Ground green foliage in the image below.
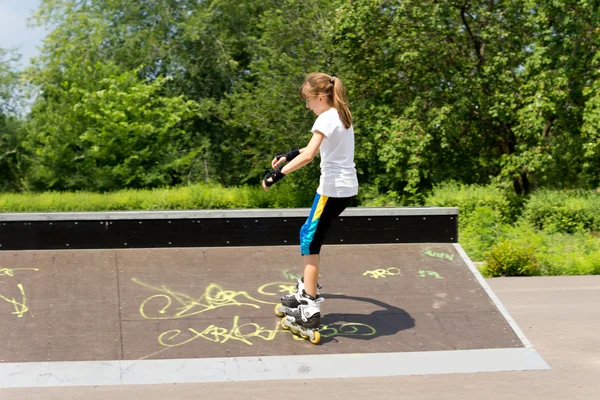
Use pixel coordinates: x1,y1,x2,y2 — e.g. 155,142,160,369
331,0,600,195
522,190,600,233
25,63,201,191
480,222,600,276
425,183,600,276
1,0,597,197
0,182,313,212
582,61,600,188
216,0,334,186
0,47,26,191
424,182,518,261
485,239,541,277
0,114,26,191
425,182,516,223
356,185,402,207
459,206,505,262
0,48,22,115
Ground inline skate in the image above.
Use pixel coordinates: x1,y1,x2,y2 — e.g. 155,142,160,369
280,291,324,344
274,277,322,317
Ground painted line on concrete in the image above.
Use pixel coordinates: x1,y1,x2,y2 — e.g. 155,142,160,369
1,348,549,388
454,243,535,349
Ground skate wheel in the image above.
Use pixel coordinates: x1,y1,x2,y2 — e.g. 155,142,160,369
301,333,309,339
274,304,285,317
309,331,321,345
281,318,290,330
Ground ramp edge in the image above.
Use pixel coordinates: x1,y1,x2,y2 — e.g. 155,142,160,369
0,207,458,222
453,243,535,349
0,348,550,388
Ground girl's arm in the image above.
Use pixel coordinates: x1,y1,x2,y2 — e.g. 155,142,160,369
271,134,321,169
263,131,324,190
299,145,320,156
281,131,324,175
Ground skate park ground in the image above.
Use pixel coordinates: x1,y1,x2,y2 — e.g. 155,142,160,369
2,275,598,400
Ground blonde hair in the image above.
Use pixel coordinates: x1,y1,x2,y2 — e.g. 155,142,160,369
300,73,352,129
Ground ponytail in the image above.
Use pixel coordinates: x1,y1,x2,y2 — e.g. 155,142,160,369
331,77,352,129
300,73,353,129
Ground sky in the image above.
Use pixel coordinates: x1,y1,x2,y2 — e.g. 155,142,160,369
0,0,49,69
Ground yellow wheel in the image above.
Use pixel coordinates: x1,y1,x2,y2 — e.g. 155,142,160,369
291,328,300,335
309,331,321,345
281,318,290,330
301,333,309,339
274,304,285,317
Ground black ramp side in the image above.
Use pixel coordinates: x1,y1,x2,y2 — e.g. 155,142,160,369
0,208,457,250
0,244,522,364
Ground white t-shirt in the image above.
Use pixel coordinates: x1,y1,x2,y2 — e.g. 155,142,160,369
311,108,359,197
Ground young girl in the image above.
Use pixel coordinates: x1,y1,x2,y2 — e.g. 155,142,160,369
262,73,358,343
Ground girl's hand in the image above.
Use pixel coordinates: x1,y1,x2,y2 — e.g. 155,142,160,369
262,178,270,191
272,156,286,169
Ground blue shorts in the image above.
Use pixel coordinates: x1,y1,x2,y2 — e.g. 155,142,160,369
299,193,355,255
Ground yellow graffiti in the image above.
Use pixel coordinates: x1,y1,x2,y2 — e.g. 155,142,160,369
257,281,297,297
133,278,280,320
0,267,38,318
363,267,402,279
159,315,285,347
158,318,377,347
135,279,380,348
0,283,31,318
0,268,40,277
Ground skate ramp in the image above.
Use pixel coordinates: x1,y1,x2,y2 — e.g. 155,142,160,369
0,209,548,386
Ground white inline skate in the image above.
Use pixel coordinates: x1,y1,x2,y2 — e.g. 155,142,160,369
280,290,324,344
274,277,322,317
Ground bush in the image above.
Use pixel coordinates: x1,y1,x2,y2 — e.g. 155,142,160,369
459,206,505,261
425,182,517,223
0,182,316,212
527,230,600,276
356,185,403,207
522,190,600,234
479,222,600,276
485,239,541,277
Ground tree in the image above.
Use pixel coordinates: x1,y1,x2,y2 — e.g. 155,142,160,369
22,0,600,196
217,0,335,189
331,0,600,197
25,61,200,191
27,0,284,189
0,48,26,191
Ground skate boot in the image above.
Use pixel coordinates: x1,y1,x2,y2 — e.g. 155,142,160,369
274,277,322,317
281,291,324,344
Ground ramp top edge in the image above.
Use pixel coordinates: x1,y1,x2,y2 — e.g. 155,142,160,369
0,207,458,221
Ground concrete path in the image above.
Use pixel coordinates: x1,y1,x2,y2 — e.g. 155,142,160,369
2,275,599,399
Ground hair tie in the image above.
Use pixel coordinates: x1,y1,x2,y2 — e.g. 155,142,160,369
330,76,336,85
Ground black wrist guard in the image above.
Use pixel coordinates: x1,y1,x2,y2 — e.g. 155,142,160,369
276,147,300,162
263,168,285,187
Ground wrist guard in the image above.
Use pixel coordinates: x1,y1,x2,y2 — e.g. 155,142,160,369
263,168,285,187
276,147,300,162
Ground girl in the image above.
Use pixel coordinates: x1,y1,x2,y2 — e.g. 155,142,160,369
262,72,358,343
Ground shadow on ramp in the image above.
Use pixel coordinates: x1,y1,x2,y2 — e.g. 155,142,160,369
318,294,415,344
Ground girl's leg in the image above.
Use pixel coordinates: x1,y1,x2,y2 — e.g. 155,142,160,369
302,254,320,297
299,194,355,298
